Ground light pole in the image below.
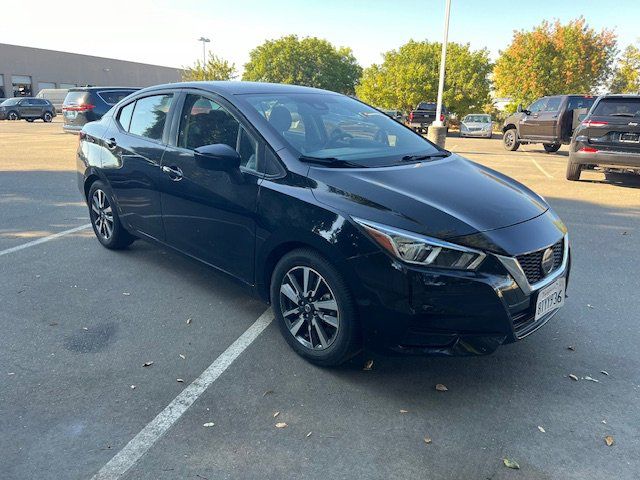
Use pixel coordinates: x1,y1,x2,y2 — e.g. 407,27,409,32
197,36,210,65
427,0,451,148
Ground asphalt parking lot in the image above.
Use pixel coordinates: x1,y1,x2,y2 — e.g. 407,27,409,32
1,120,639,480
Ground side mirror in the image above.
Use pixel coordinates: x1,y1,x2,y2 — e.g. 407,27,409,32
194,144,241,171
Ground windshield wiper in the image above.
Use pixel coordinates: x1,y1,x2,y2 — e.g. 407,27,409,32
299,155,364,168
402,152,451,162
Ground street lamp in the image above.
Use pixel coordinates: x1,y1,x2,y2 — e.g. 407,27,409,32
197,36,210,65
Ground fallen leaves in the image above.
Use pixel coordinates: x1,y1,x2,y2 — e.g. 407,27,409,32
306,431,313,438
273,411,280,418
568,374,579,381
600,370,609,376
423,437,432,445
435,384,448,392
122,292,131,296
263,390,274,397
503,458,520,469
604,435,614,447
586,304,594,309
537,426,546,433
400,409,408,414
143,361,154,367
363,359,374,371
186,318,192,325
130,385,136,389
176,378,184,383
275,422,288,429
584,376,599,383
202,422,215,427
179,354,186,360
567,345,576,351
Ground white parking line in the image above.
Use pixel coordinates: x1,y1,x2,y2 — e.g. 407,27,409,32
90,308,274,480
0,223,92,257
523,151,553,179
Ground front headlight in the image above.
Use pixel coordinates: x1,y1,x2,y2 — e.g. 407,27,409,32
460,123,468,131
353,218,485,270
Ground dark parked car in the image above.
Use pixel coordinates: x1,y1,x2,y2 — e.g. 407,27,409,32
566,94,640,181
63,87,138,133
502,95,596,152
0,97,56,122
77,81,570,366
408,102,449,133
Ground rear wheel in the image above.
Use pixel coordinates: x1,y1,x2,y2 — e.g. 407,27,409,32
503,128,520,151
543,143,561,153
566,161,582,181
270,248,360,367
88,181,135,249
42,112,53,123
7,111,19,121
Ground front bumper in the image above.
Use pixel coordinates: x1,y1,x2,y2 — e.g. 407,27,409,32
461,130,492,138
346,224,569,356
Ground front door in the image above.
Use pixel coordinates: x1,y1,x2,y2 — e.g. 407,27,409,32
537,96,562,141
100,93,175,241
519,98,547,139
160,92,262,284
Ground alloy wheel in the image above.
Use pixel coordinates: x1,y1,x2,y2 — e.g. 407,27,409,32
505,131,514,148
8,112,18,120
91,189,114,240
279,266,340,350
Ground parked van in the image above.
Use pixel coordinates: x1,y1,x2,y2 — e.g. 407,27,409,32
36,88,69,114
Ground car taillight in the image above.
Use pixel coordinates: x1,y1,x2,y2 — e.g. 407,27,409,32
440,114,444,122
579,146,598,153
63,104,95,112
409,112,414,121
582,120,608,127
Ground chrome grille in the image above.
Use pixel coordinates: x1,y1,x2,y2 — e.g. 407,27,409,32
516,239,564,284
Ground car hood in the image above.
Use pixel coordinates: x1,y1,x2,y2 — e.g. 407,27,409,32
309,154,548,240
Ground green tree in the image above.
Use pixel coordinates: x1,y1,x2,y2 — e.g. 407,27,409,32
610,44,640,93
242,35,362,94
494,18,617,109
182,52,238,81
355,40,492,117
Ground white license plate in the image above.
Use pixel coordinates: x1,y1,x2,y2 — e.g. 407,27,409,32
535,277,565,321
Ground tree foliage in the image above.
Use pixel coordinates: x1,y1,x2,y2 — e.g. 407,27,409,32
182,52,238,81
610,44,640,93
494,18,617,109
355,40,492,116
242,35,362,94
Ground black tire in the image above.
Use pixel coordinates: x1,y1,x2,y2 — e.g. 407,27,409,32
566,161,582,181
87,181,135,249
26,119,34,123
503,128,520,151
543,143,561,153
270,248,361,367
7,111,19,121
42,112,53,123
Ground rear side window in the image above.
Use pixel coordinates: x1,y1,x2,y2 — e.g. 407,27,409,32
98,90,137,105
64,91,88,106
128,94,173,141
118,102,135,130
567,97,595,111
592,98,640,117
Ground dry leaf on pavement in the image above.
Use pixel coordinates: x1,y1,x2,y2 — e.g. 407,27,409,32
568,374,578,381
143,361,154,367
604,435,614,446
423,437,432,444
275,422,288,429
202,422,215,427
263,390,274,397
567,345,575,351
584,376,599,383
177,378,184,383
600,370,609,376
538,426,546,433
306,431,312,438
186,318,192,325
503,458,520,469
435,384,448,392
273,411,280,418
363,359,374,371
179,354,186,360
130,385,136,389
400,409,408,414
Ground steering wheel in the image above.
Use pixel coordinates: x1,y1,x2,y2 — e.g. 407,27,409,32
327,128,353,147
374,128,389,146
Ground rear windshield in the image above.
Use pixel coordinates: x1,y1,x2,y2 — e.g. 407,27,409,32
417,102,436,110
63,91,88,105
97,90,137,105
1,98,21,106
592,98,640,117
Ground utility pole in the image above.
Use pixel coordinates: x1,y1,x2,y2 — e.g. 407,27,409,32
197,37,210,65
427,0,451,148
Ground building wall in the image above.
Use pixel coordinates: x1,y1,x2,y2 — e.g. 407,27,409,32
0,43,182,98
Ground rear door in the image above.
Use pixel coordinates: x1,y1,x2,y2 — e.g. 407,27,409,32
519,98,547,138
584,97,640,154
100,92,176,241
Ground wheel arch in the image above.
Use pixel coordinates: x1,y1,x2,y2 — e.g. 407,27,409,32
502,123,517,133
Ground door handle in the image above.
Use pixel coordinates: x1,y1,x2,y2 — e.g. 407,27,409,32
106,138,117,150
162,165,183,181
532,114,539,119
551,115,558,118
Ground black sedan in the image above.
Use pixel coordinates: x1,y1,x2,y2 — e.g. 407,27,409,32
76,81,570,366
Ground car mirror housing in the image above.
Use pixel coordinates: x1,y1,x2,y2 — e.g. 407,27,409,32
194,144,241,171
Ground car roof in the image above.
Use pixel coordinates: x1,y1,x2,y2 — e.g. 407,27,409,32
68,87,139,92
138,81,337,97
598,93,640,98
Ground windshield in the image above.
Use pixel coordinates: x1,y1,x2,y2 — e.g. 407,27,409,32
1,98,21,106
244,93,440,165
463,115,490,123
592,98,640,117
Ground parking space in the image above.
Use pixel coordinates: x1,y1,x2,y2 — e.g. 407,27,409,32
2,122,640,479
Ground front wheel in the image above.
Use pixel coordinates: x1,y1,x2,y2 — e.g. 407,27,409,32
7,111,19,121
543,143,561,153
503,128,520,151
270,249,361,366
88,181,135,249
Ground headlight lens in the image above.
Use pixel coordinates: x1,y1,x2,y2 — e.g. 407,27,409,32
353,218,485,270
460,123,468,131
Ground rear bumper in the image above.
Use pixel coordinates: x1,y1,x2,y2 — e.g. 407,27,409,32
63,124,83,134
570,149,640,169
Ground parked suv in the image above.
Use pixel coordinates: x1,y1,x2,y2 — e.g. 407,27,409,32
62,87,138,133
566,94,640,181
502,95,596,152
408,102,449,133
0,97,56,122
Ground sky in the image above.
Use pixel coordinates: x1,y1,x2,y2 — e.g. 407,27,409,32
1,0,638,72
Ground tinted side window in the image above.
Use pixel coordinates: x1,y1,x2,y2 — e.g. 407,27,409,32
178,94,240,150
544,97,562,112
118,102,135,131
264,148,283,176
528,98,547,113
567,97,595,111
98,90,137,105
128,94,173,141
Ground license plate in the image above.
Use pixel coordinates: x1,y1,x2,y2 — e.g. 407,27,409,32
65,111,77,120
619,132,639,143
535,277,565,321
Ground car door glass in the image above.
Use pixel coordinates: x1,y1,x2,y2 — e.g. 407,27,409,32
528,99,546,113
544,97,561,112
118,102,135,131
128,94,173,141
